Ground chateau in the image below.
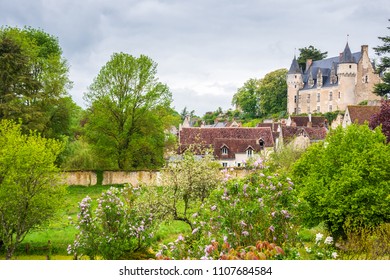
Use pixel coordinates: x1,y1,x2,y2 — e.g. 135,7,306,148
287,43,381,115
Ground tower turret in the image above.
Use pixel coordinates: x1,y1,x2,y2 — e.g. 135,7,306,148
337,42,357,106
287,56,303,114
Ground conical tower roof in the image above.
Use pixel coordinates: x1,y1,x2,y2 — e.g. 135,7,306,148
340,42,355,63
288,56,303,74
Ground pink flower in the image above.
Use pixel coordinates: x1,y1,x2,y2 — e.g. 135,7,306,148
269,225,275,232
210,205,217,211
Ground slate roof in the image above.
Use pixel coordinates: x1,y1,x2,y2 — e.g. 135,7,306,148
346,105,381,125
299,43,362,90
288,55,303,74
179,127,274,159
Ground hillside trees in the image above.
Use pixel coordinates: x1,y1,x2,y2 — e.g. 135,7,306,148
0,26,73,139
292,124,390,239
373,19,390,98
84,53,173,170
0,120,65,259
232,69,288,119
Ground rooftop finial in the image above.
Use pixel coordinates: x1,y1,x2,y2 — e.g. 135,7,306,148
347,34,349,43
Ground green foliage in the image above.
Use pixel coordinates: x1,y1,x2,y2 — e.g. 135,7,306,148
297,45,328,72
373,19,390,97
340,222,390,260
0,26,73,139
292,124,390,239
232,69,288,119
269,144,306,172
0,120,65,259
84,53,173,170
232,78,260,118
258,69,288,117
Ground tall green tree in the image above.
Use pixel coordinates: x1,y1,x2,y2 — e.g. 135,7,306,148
0,120,65,259
232,78,260,118
0,26,73,139
373,19,390,98
292,124,390,239
258,68,288,117
84,53,173,170
297,45,328,72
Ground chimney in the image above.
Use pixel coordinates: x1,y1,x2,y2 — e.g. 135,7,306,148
307,113,312,127
361,45,368,55
306,59,312,71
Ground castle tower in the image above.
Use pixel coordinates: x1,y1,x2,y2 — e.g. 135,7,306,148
337,42,357,109
287,56,303,114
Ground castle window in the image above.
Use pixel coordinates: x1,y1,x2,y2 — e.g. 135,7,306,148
349,65,352,69
307,106,311,113
221,147,228,155
329,92,333,101
294,95,297,103
338,92,341,99
317,105,320,112
317,93,320,102
329,105,332,112
307,94,310,103
364,75,369,83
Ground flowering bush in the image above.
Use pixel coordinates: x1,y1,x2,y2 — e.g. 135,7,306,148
68,185,158,259
155,167,300,259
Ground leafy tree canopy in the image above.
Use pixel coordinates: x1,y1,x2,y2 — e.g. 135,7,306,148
292,124,390,239
0,120,65,259
369,100,390,142
0,26,73,139
297,45,328,72
84,53,173,170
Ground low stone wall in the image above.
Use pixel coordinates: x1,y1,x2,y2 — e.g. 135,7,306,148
62,168,250,186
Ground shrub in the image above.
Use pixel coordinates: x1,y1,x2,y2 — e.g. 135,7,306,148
68,185,159,260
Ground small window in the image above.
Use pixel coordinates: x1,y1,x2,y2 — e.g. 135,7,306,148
317,105,320,112
307,94,310,103
349,65,352,69
259,139,265,150
329,92,333,101
294,95,297,103
221,147,228,155
247,149,253,157
222,162,228,167
237,163,241,167
329,105,333,112
317,93,320,102
338,92,341,99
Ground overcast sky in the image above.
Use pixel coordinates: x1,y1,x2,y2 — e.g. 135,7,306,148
1,0,389,115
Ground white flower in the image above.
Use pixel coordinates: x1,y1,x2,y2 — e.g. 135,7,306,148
315,233,324,243
305,246,311,253
324,236,333,245
210,205,217,211
192,227,199,234
331,252,338,259
242,231,249,236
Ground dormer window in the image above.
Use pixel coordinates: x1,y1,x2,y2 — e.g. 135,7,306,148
246,148,253,157
221,146,228,155
317,69,323,88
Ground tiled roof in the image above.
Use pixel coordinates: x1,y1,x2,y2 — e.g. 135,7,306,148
282,126,327,143
346,105,381,125
179,127,274,158
290,116,326,127
256,122,279,132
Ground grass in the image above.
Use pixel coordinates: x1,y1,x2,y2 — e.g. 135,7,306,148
6,184,192,260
